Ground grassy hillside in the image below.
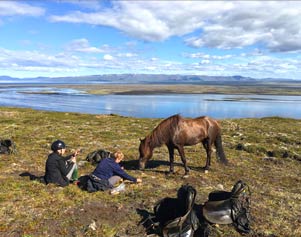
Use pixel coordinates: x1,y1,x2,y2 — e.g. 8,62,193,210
0,107,300,237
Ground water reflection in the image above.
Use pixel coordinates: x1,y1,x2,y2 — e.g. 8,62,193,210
0,87,300,119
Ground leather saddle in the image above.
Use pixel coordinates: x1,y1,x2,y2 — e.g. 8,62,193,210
154,185,199,237
202,180,251,234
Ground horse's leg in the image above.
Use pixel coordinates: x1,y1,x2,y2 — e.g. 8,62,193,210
167,144,175,173
176,145,189,175
202,138,212,170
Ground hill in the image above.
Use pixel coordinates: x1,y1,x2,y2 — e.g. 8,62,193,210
1,74,300,85
0,107,300,236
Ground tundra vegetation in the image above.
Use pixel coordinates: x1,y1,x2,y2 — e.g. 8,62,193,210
0,107,300,237
58,83,301,96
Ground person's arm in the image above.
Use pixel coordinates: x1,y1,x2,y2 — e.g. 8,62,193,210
62,149,80,162
112,163,137,182
62,154,73,162
57,157,73,176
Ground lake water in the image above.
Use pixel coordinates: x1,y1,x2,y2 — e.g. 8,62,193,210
0,86,300,119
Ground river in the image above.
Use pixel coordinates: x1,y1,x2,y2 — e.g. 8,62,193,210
0,86,300,119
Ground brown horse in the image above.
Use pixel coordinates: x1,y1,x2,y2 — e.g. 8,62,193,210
138,114,228,175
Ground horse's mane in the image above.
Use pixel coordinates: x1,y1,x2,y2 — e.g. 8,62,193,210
147,114,181,148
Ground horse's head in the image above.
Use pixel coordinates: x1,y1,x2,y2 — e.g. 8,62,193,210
138,137,153,170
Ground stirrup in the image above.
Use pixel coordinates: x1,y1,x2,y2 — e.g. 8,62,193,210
139,214,160,233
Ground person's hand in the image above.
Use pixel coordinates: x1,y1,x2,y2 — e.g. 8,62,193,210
136,178,142,183
73,149,81,157
70,156,76,163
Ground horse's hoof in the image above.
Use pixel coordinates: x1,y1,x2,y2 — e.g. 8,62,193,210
183,174,189,179
204,170,209,174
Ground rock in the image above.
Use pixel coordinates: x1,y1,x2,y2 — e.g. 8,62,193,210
263,157,277,161
216,184,224,190
282,151,289,158
88,220,97,231
267,151,274,157
77,160,87,167
236,143,245,150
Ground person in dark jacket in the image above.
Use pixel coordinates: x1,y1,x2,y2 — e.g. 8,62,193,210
91,151,142,187
44,140,80,187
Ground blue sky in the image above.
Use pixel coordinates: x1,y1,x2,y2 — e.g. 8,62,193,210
0,0,301,79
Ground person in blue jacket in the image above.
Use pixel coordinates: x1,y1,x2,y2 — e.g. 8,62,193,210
91,151,142,188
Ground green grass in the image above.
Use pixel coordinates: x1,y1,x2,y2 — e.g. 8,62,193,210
0,107,300,236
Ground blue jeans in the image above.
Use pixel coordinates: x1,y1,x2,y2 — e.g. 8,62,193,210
108,175,121,186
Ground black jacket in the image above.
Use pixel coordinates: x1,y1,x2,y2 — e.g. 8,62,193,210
44,152,73,187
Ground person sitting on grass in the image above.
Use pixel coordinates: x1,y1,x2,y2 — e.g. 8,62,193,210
44,140,80,187
87,151,141,193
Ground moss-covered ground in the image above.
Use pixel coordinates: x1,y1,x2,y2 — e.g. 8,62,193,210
0,107,300,237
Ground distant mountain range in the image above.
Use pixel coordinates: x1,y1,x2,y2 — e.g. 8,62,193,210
0,74,300,84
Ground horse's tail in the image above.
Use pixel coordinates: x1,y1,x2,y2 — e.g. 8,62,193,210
214,133,228,165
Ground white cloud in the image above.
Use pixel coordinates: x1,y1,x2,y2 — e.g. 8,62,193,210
0,1,45,17
65,38,104,53
103,54,114,61
187,53,233,60
200,60,210,65
1,43,301,79
49,1,301,53
117,53,137,58
49,1,228,41
185,2,301,52
144,66,156,71
0,47,80,71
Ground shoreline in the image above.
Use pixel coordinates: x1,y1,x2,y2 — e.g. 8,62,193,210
1,106,300,120
60,83,301,96
1,83,301,96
